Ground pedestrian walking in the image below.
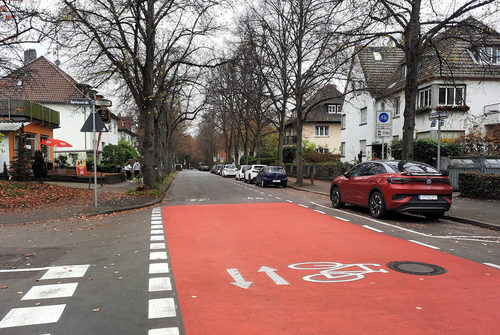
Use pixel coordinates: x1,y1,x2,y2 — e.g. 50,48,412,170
133,160,141,183
124,161,132,181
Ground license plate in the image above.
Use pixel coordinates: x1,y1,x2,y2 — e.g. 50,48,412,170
273,180,281,183
418,195,438,200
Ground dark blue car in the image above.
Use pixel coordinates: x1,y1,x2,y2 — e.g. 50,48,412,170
255,166,287,188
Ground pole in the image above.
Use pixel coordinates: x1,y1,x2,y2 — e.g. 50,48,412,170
437,119,441,171
92,100,98,207
381,137,385,160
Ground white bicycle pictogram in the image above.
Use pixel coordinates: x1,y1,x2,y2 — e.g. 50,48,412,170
288,262,389,283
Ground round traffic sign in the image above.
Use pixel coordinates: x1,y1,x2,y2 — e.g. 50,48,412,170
378,112,389,123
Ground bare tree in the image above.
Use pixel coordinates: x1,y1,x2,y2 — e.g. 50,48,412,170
54,0,221,186
0,0,47,74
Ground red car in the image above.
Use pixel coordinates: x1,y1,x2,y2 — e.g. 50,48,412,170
330,160,452,220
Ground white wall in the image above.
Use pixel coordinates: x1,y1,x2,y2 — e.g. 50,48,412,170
41,103,121,159
0,134,10,171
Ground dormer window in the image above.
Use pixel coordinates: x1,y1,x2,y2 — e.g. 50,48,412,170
470,46,500,65
327,104,340,114
373,51,382,61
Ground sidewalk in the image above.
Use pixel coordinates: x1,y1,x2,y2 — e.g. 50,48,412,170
287,177,500,231
0,180,170,225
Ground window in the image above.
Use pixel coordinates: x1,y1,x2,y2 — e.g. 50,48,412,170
393,135,399,142
401,64,407,78
327,104,340,114
340,142,345,157
315,126,329,137
316,147,329,154
438,86,465,105
360,107,367,125
394,97,400,118
373,51,382,61
360,140,366,157
470,46,500,64
341,114,346,129
417,87,432,108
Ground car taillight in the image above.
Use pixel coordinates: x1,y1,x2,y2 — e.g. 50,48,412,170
387,177,410,184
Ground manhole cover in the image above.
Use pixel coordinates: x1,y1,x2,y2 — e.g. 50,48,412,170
0,254,26,268
386,261,447,276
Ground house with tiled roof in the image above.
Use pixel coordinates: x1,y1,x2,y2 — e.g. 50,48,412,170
0,50,122,165
340,20,500,163
285,84,344,154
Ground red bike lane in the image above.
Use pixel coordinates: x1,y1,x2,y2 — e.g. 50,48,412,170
162,203,499,335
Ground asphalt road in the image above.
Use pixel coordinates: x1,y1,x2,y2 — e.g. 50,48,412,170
0,169,498,335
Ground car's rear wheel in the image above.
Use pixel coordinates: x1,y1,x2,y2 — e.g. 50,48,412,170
424,212,444,221
330,186,344,208
369,191,386,218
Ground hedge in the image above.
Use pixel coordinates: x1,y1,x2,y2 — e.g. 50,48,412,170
458,172,500,200
285,162,352,180
391,139,462,166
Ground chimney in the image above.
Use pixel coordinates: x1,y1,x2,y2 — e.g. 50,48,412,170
24,49,37,65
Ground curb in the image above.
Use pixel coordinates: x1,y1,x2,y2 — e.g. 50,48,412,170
84,174,175,218
289,184,499,231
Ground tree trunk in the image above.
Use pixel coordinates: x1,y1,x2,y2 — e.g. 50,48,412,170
401,0,422,161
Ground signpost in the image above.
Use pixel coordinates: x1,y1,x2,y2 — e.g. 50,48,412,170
376,110,392,160
428,111,449,170
71,98,109,207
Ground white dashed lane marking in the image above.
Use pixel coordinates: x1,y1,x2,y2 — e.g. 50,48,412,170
483,263,500,270
149,327,180,335
362,225,384,233
409,240,440,250
149,263,170,274
149,277,172,292
148,298,176,318
151,235,165,241
150,252,168,260
150,243,166,250
151,230,164,235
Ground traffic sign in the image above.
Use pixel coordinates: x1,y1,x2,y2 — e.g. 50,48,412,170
376,110,392,138
429,111,449,120
68,98,93,106
80,112,109,132
439,119,445,127
431,120,437,127
95,99,112,107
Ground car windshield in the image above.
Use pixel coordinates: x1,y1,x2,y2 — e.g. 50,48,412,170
253,165,265,169
268,167,285,173
225,165,236,169
386,161,439,173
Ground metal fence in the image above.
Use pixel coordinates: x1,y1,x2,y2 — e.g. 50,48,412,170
447,157,500,190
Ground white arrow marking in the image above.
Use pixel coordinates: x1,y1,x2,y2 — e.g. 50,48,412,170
258,266,290,286
226,268,253,289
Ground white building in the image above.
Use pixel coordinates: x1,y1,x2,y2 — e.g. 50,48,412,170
341,21,500,163
0,51,127,162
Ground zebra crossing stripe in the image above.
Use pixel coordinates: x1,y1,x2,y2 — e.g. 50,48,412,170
148,328,180,335
21,283,78,300
0,305,66,328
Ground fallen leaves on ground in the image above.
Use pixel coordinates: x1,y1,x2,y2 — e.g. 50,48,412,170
0,180,157,214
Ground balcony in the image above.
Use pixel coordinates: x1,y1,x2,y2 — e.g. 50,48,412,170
0,98,60,127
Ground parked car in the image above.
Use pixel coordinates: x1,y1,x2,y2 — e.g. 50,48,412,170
221,164,238,177
211,165,218,174
236,165,251,181
244,164,266,184
215,164,224,175
198,163,210,171
175,163,183,171
330,160,452,220
255,166,287,187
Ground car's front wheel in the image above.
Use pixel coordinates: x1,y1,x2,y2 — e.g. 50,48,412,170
330,186,344,208
369,191,386,218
